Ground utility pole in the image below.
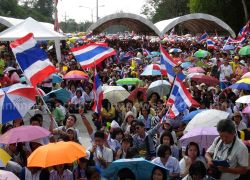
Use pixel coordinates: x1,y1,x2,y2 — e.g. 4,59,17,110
96,0,98,21
62,12,69,32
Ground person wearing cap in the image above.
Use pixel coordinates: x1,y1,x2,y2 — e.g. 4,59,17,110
232,111,247,131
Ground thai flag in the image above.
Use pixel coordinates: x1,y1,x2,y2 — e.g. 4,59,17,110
168,78,199,118
71,43,116,69
92,69,103,114
86,32,93,39
206,38,215,49
199,32,208,43
237,21,250,38
160,45,185,83
10,33,57,87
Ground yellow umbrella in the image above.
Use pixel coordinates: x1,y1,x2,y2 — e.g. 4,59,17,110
0,148,11,167
27,141,86,168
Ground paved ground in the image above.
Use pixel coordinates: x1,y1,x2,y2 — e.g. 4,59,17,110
24,110,95,148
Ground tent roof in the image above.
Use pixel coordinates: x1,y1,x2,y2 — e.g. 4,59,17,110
154,13,235,37
0,17,66,41
0,16,56,32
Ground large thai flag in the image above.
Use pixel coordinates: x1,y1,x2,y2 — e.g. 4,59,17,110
71,43,116,69
167,78,199,118
92,69,103,114
10,33,57,87
160,45,185,83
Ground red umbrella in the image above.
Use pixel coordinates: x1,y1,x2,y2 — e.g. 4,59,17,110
128,87,147,102
191,74,219,86
187,67,205,74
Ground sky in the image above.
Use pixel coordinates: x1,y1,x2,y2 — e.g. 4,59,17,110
58,0,147,23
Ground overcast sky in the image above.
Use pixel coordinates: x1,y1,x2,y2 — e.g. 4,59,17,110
58,0,147,23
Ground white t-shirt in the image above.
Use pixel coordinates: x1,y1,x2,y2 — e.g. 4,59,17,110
151,156,180,174
219,64,233,82
179,156,207,175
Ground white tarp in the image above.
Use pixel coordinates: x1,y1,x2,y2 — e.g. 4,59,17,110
0,17,66,61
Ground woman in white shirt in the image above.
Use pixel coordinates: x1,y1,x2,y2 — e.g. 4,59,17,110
179,142,207,178
152,144,180,179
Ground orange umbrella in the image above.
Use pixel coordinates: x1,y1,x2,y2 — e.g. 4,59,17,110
27,141,86,168
63,70,88,80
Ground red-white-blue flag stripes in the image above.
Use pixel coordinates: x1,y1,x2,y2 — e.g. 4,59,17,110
71,43,116,69
167,78,199,118
160,45,185,83
10,33,57,87
92,69,103,114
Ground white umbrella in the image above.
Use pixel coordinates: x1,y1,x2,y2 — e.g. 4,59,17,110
147,80,171,97
184,109,229,133
0,170,20,180
236,95,250,104
103,86,130,104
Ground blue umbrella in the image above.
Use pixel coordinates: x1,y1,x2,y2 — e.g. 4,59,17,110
102,158,169,180
52,74,63,84
43,88,71,104
223,44,235,51
169,48,182,53
182,109,205,124
181,62,192,69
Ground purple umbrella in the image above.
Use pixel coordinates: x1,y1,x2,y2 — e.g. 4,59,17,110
0,125,50,144
179,127,219,150
243,106,250,114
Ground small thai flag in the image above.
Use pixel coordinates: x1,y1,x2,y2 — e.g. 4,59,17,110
199,32,208,43
206,38,215,49
10,33,57,86
92,69,103,114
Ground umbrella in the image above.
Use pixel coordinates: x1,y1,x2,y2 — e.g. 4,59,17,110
179,127,219,150
0,148,11,167
236,95,250,104
187,67,205,74
0,83,38,124
0,170,19,180
102,158,169,180
184,109,229,133
182,109,205,124
27,141,86,168
63,70,88,80
169,48,182,53
181,61,192,69
52,74,63,83
103,86,130,104
223,44,235,51
190,74,219,86
116,78,142,85
0,125,50,144
150,51,161,56
241,72,250,79
147,80,171,97
194,50,210,58
230,78,250,90
242,106,250,114
186,72,204,79
43,88,71,104
239,45,250,56
140,64,162,76
128,87,147,102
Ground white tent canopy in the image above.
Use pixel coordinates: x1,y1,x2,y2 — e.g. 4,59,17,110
0,15,56,32
0,17,65,61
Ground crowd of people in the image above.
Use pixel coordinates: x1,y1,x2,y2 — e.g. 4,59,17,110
0,29,250,180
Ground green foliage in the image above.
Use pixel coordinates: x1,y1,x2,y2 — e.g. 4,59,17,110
189,0,249,33
0,0,53,23
60,19,93,33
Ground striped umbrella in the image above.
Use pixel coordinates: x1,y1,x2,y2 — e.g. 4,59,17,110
230,78,250,90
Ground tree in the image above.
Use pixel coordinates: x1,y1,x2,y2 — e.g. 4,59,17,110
141,0,189,23
189,0,249,34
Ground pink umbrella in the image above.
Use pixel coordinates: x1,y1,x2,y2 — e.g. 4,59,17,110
187,67,205,74
243,106,250,114
0,125,50,144
241,72,250,79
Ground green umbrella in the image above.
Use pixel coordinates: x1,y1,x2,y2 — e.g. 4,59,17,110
116,78,142,85
239,45,250,56
194,50,210,58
